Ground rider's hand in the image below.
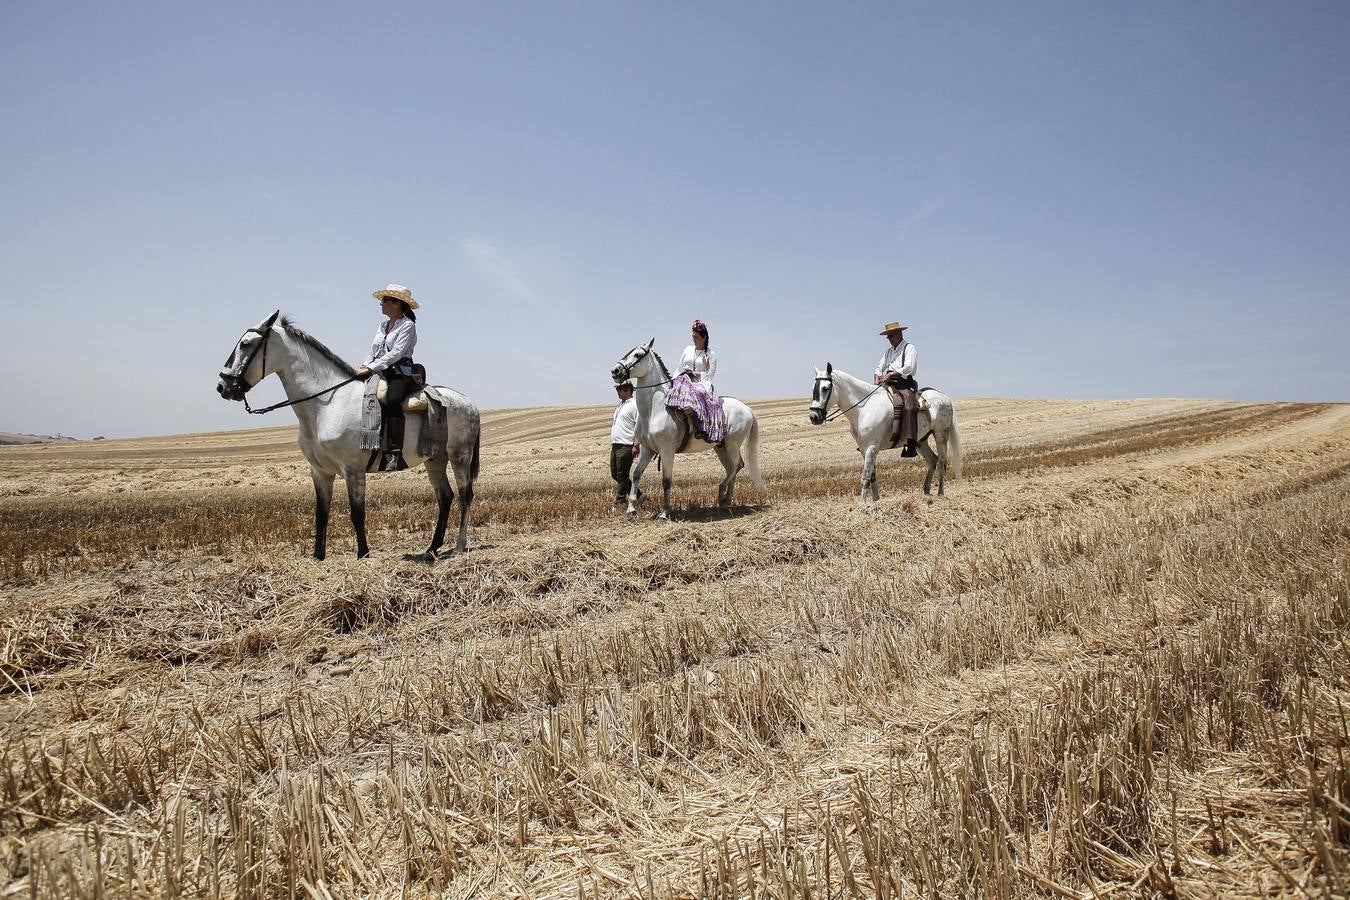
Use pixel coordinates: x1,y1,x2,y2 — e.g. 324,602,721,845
355,366,374,381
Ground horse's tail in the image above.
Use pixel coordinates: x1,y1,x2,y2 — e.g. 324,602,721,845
946,405,963,481
744,414,767,491
469,426,481,481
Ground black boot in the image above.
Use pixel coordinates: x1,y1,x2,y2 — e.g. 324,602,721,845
901,440,918,458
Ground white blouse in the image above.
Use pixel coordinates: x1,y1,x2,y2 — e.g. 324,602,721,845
678,345,717,393
363,316,417,374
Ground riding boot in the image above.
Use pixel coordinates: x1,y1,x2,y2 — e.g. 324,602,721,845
383,408,407,471
901,440,918,458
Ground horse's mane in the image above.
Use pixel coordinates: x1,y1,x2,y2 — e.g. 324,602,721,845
650,350,673,382
279,316,357,376
830,368,872,392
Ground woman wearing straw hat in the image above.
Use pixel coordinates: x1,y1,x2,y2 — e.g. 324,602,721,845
874,321,919,457
356,283,419,471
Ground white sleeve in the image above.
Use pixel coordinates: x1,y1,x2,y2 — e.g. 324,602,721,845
704,350,717,386
875,352,888,379
678,346,696,375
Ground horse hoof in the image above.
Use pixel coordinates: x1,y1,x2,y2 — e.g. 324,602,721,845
356,549,372,559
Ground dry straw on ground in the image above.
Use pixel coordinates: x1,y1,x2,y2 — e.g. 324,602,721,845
1,396,1347,897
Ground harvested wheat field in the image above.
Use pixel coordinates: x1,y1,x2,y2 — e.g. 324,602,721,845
2,395,1348,898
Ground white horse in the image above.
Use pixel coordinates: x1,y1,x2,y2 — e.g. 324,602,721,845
217,311,480,560
807,363,962,501
611,339,766,519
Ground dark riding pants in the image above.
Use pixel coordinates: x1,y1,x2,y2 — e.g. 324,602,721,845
381,373,411,454
886,376,919,446
610,443,635,500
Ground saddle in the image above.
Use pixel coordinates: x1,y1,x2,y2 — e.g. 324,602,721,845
375,363,430,412
675,411,722,453
376,378,430,413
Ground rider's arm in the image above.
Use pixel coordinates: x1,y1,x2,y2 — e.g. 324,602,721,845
703,350,717,386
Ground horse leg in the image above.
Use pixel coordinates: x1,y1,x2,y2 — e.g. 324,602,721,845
311,469,335,560
714,445,737,509
860,446,878,505
450,441,475,554
657,449,674,520
627,446,653,518
917,439,939,495
344,470,370,558
411,458,454,563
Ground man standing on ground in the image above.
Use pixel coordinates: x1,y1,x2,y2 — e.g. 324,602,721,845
610,381,640,505
874,321,919,457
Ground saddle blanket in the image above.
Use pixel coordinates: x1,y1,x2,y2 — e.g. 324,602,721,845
359,381,450,462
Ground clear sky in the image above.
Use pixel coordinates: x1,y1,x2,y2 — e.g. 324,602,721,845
3,1,1347,438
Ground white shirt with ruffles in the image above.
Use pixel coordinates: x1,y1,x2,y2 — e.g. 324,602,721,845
678,345,717,394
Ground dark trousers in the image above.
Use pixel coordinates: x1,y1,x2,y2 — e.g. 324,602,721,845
381,374,411,454
610,443,635,499
886,376,919,445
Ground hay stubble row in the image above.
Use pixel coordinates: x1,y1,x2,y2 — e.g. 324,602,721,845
1,396,1347,897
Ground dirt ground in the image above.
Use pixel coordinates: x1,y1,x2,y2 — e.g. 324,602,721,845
2,395,1347,897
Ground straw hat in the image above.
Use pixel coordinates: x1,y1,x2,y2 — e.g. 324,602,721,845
372,283,420,309
879,321,907,335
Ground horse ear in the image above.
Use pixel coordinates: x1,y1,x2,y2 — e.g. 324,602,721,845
263,310,280,328
826,362,833,376
645,337,655,349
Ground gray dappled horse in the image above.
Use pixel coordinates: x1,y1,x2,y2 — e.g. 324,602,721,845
611,339,766,519
808,363,962,501
217,311,479,560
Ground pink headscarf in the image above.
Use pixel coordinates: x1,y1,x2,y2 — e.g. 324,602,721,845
691,319,708,336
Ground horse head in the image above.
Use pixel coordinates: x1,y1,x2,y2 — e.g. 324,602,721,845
217,310,281,401
612,338,656,385
808,363,834,425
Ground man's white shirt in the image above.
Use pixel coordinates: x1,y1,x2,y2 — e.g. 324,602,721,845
611,398,638,444
874,340,917,381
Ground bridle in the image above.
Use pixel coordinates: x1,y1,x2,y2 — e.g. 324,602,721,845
810,372,883,424
221,323,359,415
613,346,675,390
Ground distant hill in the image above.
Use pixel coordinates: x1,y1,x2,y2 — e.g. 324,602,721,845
0,432,81,445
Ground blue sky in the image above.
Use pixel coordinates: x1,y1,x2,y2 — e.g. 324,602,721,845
3,1,1347,438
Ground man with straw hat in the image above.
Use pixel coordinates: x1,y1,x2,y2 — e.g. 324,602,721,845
356,283,420,471
873,321,919,457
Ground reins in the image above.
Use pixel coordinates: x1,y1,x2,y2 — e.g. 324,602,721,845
244,376,360,415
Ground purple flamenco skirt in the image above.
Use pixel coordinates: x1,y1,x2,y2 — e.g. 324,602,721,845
665,375,727,444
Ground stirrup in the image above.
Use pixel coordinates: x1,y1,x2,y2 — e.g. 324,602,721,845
382,451,407,472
